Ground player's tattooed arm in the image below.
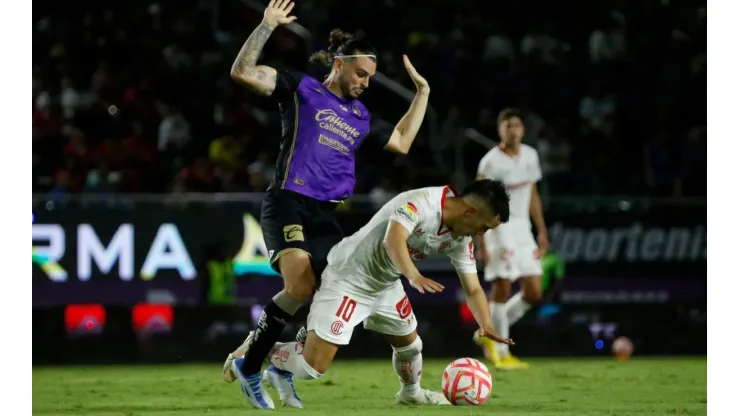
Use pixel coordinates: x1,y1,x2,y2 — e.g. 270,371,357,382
230,23,279,96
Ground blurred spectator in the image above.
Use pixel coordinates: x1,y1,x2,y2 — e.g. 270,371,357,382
84,164,122,193
520,22,562,66
680,125,707,197
537,125,572,195
482,21,515,65
31,0,706,199
177,158,217,193
643,132,681,198
369,177,399,211
209,132,243,169
579,82,616,133
589,14,627,64
158,106,192,153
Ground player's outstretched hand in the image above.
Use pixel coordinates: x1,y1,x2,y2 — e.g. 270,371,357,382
478,327,515,345
407,274,445,294
262,0,297,27
403,55,430,94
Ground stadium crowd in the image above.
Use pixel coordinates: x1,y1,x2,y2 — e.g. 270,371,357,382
32,0,706,200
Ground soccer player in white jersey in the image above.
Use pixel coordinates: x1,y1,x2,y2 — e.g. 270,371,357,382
473,108,549,370
231,180,513,408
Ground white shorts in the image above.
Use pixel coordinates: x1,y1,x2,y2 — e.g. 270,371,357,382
484,234,542,282
307,279,417,345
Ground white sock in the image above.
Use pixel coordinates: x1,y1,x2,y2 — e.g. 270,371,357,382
392,336,423,396
505,292,532,325
269,341,322,380
491,302,510,356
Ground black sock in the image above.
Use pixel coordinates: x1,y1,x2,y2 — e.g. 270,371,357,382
241,300,293,375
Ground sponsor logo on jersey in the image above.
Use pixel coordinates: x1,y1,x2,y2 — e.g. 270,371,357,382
396,202,419,222
402,202,418,216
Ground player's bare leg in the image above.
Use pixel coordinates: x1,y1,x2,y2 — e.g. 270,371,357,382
227,249,315,410
476,276,541,369
498,275,541,368
474,278,511,368
223,250,314,383
264,329,338,408
386,331,450,405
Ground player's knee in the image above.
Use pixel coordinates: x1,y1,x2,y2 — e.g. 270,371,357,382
279,251,316,302
285,280,315,302
392,335,423,359
492,280,511,302
521,277,543,304
523,288,542,304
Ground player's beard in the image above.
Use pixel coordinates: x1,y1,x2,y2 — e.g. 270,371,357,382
338,76,361,100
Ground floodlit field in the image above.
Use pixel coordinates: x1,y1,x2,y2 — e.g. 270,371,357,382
33,358,706,415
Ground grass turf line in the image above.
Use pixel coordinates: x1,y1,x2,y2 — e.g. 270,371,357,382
32,358,706,415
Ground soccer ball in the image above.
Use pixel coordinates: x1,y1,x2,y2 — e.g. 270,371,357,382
612,336,634,360
441,357,492,405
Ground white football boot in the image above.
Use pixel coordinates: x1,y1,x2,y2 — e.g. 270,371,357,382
262,365,303,408
396,388,451,405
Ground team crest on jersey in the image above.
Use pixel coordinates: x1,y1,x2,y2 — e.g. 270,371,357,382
438,241,451,253
406,243,426,261
352,105,361,116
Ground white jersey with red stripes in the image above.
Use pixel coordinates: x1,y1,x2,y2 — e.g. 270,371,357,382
477,144,543,280
325,186,477,293
477,144,541,240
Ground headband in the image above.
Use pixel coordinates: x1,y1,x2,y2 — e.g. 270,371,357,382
334,54,377,59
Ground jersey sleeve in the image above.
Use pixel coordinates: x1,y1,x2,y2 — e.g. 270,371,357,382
388,196,426,234
363,117,394,151
271,71,304,104
531,149,543,182
449,239,478,274
477,151,495,178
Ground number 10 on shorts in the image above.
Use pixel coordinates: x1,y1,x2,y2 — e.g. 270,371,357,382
335,296,357,322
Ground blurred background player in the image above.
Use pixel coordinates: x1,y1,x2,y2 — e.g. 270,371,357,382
474,108,548,370
246,180,513,408
222,0,431,409
538,251,566,320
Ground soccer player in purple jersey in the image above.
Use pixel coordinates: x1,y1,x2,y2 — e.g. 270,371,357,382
222,0,431,409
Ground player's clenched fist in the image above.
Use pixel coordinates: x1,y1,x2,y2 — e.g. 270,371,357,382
262,0,297,27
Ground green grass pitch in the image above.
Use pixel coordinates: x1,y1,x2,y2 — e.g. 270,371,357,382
33,358,706,415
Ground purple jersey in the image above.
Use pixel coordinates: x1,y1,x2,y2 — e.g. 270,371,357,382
268,72,391,201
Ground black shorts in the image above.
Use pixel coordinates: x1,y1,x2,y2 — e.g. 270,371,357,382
261,187,343,277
